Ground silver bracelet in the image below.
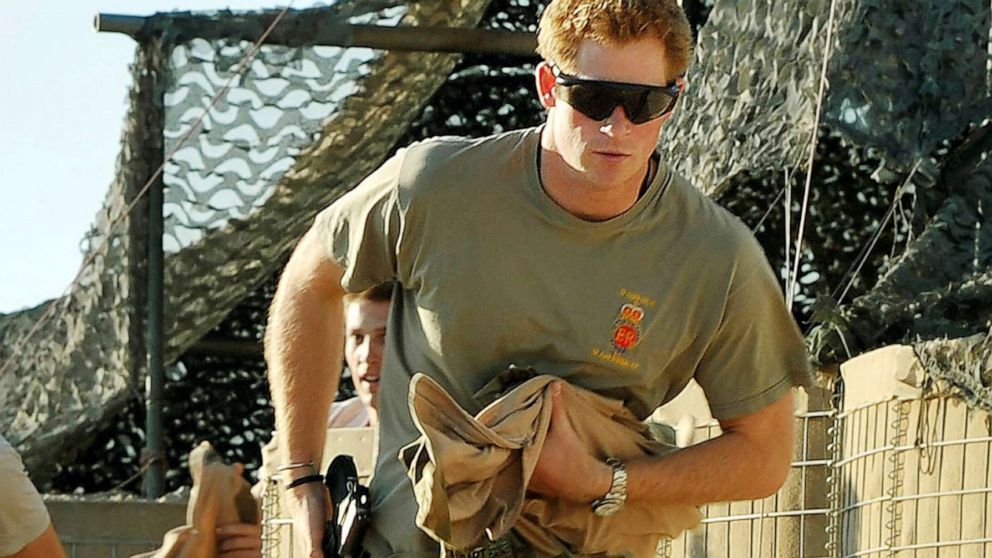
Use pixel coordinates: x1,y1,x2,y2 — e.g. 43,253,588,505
276,461,317,473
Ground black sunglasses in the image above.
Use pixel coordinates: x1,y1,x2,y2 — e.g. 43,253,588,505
553,68,681,125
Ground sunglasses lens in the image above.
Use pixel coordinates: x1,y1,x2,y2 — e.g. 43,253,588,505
559,83,618,121
557,80,679,124
623,89,679,124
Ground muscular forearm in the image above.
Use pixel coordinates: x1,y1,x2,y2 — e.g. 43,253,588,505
626,392,795,506
266,229,346,468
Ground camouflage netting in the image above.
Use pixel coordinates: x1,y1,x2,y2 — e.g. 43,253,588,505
823,0,992,170
916,332,992,415
0,38,164,480
161,7,407,254
0,0,493,481
660,0,824,197
807,127,992,364
162,0,494,366
662,0,992,393
795,0,992,366
663,0,992,196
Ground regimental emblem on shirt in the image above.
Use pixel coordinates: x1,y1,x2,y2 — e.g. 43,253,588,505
611,303,644,353
591,288,655,370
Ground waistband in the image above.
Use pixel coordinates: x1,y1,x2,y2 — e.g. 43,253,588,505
446,532,529,558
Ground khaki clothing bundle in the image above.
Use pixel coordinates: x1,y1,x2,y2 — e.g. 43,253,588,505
401,372,701,558
133,442,259,558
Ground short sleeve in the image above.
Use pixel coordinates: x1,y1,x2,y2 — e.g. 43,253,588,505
694,246,812,420
313,150,406,293
0,435,51,556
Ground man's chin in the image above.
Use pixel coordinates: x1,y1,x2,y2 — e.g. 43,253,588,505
584,159,639,184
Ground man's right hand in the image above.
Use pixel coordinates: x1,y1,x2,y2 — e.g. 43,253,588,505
287,481,331,558
267,228,347,557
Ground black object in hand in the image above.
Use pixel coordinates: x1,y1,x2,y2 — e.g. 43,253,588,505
321,455,371,558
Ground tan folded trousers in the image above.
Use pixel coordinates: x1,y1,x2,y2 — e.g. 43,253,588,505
400,372,701,558
132,441,260,558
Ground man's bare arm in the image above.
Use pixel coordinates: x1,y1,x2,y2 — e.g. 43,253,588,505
265,225,347,557
529,388,795,506
625,391,795,505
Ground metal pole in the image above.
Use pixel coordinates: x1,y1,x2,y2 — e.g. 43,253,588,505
93,13,144,37
94,12,538,58
142,46,167,499
143,167,166,498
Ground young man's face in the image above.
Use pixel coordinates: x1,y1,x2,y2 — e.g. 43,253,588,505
541,36,676,191
344,298,389,411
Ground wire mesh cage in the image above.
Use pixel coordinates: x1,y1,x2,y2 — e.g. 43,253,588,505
659,385,834,558
834,346,992,558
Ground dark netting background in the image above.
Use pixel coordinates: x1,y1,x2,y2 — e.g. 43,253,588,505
717,127,902,323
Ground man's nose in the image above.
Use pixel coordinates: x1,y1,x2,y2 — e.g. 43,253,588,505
356,336,372,361
358,336,383,363
599,105,633,135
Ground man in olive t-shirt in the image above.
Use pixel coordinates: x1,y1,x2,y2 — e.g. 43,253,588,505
265,1,810,556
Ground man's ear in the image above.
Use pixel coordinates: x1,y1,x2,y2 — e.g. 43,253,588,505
534,61,557,109
658,76,688,125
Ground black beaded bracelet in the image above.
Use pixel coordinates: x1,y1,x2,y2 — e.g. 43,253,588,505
285,473,324,490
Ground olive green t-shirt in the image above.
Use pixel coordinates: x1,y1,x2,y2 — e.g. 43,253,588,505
315,126,810,557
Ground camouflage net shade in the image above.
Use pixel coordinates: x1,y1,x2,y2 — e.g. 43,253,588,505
661,0,991,395
916,333,992,415
660,0,825,197
663,0,991,195
824,0,992,170
0,0,492,479
797,0,992,372
807,149,992,366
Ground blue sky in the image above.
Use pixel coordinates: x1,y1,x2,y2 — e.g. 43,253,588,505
0,1,325,313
